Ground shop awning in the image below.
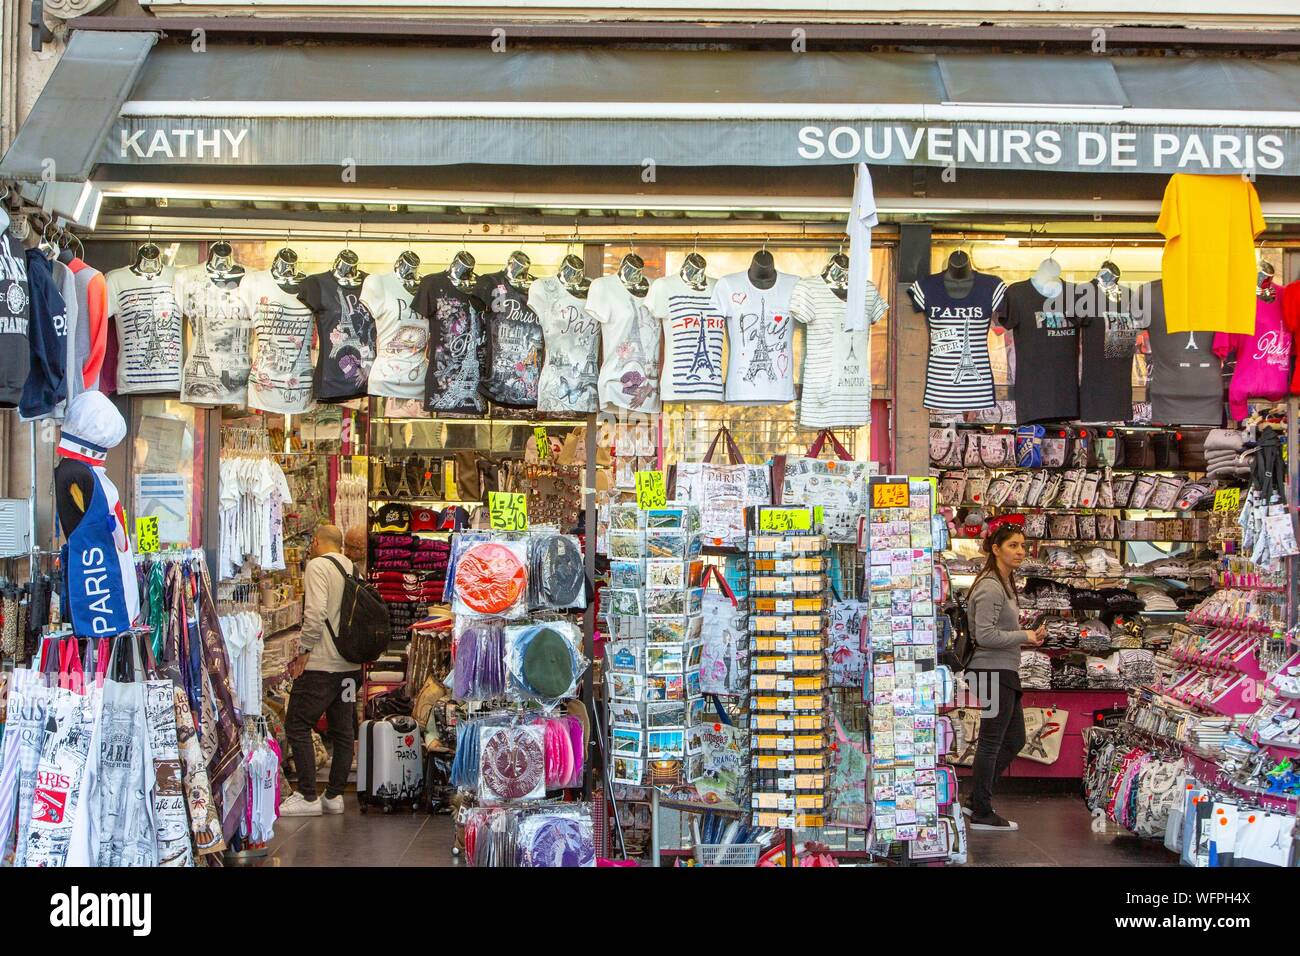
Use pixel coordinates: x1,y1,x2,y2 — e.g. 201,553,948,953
20,40,1300,178
0,30,156,182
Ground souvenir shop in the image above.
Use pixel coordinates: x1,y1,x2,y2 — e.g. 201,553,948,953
0,30,1299,868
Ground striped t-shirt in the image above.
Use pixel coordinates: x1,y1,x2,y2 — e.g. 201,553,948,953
648,274,723,401
105,266,183,395
909,271,1006,412
790,275,887,428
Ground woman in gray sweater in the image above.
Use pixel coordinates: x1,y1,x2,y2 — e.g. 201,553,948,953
964,524,1045,832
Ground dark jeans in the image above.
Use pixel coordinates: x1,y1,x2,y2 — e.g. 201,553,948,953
968,669,1025,817
286,669,361,800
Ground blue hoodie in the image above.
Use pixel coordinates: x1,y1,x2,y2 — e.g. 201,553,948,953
21,248,68,419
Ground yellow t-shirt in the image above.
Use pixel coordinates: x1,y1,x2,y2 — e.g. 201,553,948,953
1156,173,1265,335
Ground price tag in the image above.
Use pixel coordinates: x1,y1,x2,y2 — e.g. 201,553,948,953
776,618,794,634
776,679,794,692
773,639,793,653
136,516,159,553
533,426,550,461
775,737,795,752
813,505,824,525
775,658,794,672
775,560,793,574
777,776,796,791
776,697,795,711
1213,488,1241,513
775,599,793,614
777,757,795,771
488,492,529,531
872,481,910,510
777,815,797,829
776,720,795,733
760,508,812,532
635,469,667,510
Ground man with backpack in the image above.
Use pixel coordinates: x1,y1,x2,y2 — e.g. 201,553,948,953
280,524,365,817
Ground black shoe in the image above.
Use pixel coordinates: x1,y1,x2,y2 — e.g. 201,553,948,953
969,812,1019,831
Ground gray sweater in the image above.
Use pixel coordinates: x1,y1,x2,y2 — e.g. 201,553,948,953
300,553,358,673
967,574,1030,673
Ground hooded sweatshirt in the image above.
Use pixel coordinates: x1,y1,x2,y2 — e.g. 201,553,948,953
0,228,31,406
1213,292,1291,421
20,248,68,420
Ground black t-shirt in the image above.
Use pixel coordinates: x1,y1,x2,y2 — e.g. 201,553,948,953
475,271,544,407
1074,279,1141,423
298,272,377,403
0,233,31,408
1001,279,1079,424
412,273,486,414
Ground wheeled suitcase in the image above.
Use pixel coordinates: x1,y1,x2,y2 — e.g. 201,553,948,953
357,715,423,813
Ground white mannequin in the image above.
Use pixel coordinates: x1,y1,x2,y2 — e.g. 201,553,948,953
1030,256,1062,299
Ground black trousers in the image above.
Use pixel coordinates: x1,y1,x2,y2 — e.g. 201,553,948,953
286,669,361,800
968,669,1026,817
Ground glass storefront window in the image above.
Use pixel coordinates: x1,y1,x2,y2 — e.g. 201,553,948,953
129,399,205,547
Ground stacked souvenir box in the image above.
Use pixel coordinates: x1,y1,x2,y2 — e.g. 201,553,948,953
865,478,941,845
603,504,705,789
745,505,829,831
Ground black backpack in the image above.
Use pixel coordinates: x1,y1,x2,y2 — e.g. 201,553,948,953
940,597,976,672
322,555,391,664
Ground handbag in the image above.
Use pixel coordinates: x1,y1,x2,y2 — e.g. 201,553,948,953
1151,432,1180,469
1056,469,1085,509
924,427,958,464
1112,474,1136,506
951,708,982,766
1174,479,1215,511
1018,707,1069,764
1048,513,1078,540
938,471,967,508
1006,471,1034,507
1024,470,1050,507
1085,427,1121,468
1077,514,1097,539
1120,431,1155,470
963,431,984,467
1096,468,1115,508
1097,514,1117,538
1176,426,1214,472
1038,472,1064,508
1127,473,1158,509
985,473,1016,507
1041,428,1072,468
675,426,772,548
964,470,991,506
1077,471,1102,509
1024,512,1048,539
968,400,1018,425
1148,475,1186,512
1015,425,1046,468
777,430,870,544
978,433,1015,468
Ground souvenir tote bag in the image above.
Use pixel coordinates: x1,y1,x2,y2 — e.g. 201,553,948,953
25,678,103,868
94,637,159,867
672,426,771,549
698,566,748,697
826,716,870,829
1017,707,1069,765
775,430,872,544
0,665,49,865
828,598,866,689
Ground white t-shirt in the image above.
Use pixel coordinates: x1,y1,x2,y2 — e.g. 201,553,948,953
528,276,601,413
648,274,723,402
240,271,316,414
174,265,253,406
361,271,426,400
587,275,661,414
105,265,182,394
790,275,887,428
710,270,800,405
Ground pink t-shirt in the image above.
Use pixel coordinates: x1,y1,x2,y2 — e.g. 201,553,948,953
1213,292,1292,420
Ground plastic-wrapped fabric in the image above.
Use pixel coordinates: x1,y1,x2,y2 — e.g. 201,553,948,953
452,618,506,701
451,538,529,618
450,719,482,791
537,715,584,789
517,808,595,867
504,621,587,703
478,725,546,803
528,533,587,611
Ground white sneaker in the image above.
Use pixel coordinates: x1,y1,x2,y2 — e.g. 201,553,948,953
279,792,322,816
321,794,346,814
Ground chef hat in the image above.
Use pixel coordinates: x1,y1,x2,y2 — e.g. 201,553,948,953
57,391,127,463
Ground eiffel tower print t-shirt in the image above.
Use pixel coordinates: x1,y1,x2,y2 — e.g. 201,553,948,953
105,265,183,395
241,271,316,414
299,271,377,403
791,275,887,428
711,270,799,405
648,273,723,402
527,276,600,413
412,272,486,414
588,275,661,413
174,265,253,406
908,271,1006,412
362,271,425,401
476,270,543,408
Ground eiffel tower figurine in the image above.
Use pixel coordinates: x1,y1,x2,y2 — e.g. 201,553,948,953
951,316,979,385
184,318,221,396
687,322,715,379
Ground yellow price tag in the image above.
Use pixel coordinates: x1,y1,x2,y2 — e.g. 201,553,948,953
1212,488,1241,513
635,470,667,510
759,508,812,532
136,515,160,553
872,482,910,509
488,492,529,530
813,506,824,526
533,426,550,461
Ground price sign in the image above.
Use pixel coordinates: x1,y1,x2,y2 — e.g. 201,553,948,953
488,492,529,531
813,505,824,526
136,516,160,553
533,426,551,461
635,469,667,510
872,481,910,510
1212,488,1241,513
759,508,812,532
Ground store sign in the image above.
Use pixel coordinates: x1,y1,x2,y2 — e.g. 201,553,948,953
104,118,1300,175
871,481,910,509
488,492,529,531
759,508,812,532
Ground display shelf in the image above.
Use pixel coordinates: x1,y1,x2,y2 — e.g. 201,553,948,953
952,503,1201,516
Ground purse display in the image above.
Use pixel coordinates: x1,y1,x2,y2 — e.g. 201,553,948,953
938,471,967,508
1148,475,1186,512
1015,425,1046,468
978,433,1015,468
1120,430,1155,470
964,470,991,506
1040,428,1072,468
929,427,965,469
1023,512,1048,539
